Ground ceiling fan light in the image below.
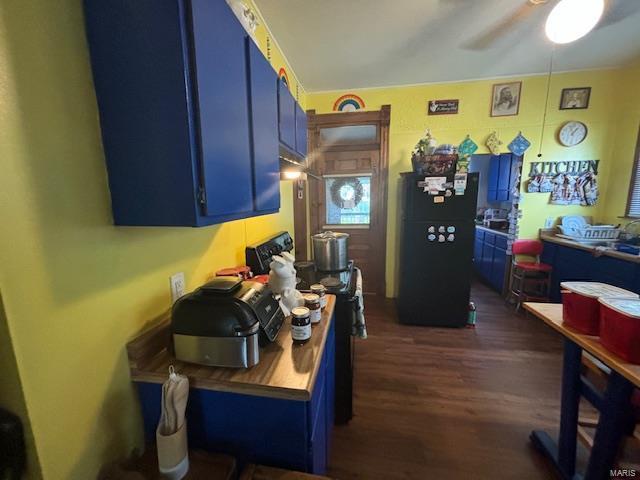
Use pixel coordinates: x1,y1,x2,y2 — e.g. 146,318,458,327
545,0,605,44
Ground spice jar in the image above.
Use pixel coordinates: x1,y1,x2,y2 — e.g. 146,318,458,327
291,307,311,344
310,284,327,310
304,293,322,324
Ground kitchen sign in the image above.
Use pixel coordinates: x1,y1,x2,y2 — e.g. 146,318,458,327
428,99,459,115
527,160,599,177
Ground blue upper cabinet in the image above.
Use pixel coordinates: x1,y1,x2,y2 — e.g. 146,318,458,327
487,154,515,203
277,79,307,160
247,40,280,212
190,0,253,218
278,80,297,151
295,103,308,158
83,0,280,226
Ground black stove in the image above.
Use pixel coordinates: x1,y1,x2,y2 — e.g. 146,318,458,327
296,260,355,296
296,259,357,424
246,231,358,425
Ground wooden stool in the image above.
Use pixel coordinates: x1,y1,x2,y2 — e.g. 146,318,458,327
99,448,236,480
240,464,333,480
508,239,552,311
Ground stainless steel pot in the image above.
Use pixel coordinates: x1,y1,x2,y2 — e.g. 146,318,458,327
312,231,349,271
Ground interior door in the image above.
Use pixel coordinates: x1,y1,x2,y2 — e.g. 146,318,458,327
314,149,385,295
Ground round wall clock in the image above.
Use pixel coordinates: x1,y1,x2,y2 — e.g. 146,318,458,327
558,121,588,147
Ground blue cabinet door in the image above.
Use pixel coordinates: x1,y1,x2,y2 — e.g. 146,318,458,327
84,0,200,226
247,40,280,212
481,242,494,279
490,247,507,292
487,155,500,202
550,246,593,301
487,154,514,202
474,239,483,272
497,154,513,199
189,0,253,218
278,80,296,150
591,256,636,291
295,103,308,157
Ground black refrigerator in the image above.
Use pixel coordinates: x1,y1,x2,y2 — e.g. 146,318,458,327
397,172,479,327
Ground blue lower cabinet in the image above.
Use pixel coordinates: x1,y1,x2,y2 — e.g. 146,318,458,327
474,228,508,293
481,241,494,280
473,239,483,269
490,247,507,292
135,320,335,474
542,241,640,301
591,256,636,291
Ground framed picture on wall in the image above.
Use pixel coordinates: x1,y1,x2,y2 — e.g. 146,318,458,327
490,81,521,117
559,87,591,110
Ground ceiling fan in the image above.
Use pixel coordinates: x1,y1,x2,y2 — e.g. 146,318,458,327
462,0,640,50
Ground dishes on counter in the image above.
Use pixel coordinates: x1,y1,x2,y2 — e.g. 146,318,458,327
561,215,588,236
557,216,620,244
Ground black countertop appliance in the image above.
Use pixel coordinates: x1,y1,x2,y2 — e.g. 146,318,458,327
171,277,284,368
397,172,479,327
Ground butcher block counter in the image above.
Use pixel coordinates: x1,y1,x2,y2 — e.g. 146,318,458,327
127,295,335,400
127,295,336,475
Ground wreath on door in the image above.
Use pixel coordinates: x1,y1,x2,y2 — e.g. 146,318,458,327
330,177,364,209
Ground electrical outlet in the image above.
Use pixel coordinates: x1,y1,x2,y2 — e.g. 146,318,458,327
170,272,186,303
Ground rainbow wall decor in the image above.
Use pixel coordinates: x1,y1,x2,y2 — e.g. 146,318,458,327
333,94,365,112
278,67,289,86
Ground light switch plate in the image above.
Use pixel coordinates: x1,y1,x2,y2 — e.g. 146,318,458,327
170,272,185,303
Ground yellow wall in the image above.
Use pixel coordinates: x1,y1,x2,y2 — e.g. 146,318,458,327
249,0,306,108
306,68,634,297
601,60,640,224
0,0,302,478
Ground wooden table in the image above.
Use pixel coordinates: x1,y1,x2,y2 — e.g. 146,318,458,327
524,302,640,480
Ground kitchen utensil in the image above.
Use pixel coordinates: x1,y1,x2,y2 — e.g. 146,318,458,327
312,231,349,272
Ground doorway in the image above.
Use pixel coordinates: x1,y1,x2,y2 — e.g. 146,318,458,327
302,106,390,295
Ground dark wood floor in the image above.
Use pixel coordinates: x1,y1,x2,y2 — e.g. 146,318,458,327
328,281,563,479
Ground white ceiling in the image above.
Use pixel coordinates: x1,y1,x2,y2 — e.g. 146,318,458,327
253,0,640,92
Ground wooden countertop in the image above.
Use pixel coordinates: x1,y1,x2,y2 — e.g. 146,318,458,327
523,302,640,388
126,295,336,401
540,230,640,264
475,225,510,238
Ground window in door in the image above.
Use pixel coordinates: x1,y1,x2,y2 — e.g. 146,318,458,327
625,127,640,217
319,125,378,146
324,175,371,225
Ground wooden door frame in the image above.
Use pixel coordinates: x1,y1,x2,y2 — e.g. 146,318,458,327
293,105,390,293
